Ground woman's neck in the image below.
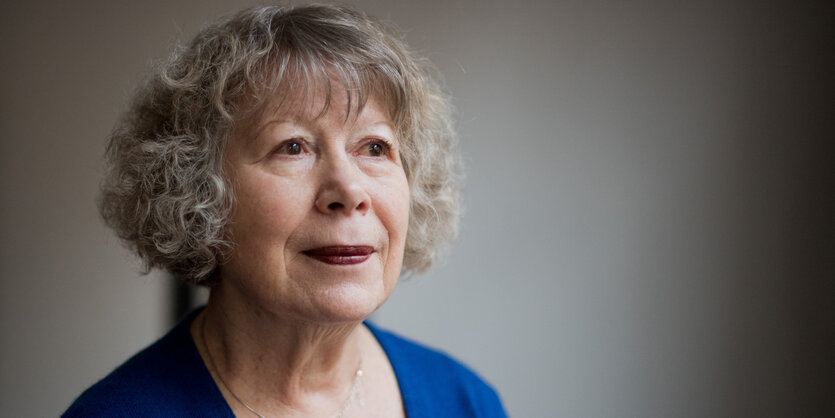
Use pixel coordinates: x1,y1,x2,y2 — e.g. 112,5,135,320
192,286,365,416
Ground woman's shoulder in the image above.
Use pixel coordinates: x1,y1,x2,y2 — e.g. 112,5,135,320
365,321,508,417
62,310,231,418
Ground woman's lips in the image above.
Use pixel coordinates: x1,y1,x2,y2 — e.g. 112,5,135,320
302,246,374,265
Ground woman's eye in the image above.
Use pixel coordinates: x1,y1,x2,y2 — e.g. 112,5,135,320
369,143,383,156
276,140,303,155
286,141,302,155
363,140,390,157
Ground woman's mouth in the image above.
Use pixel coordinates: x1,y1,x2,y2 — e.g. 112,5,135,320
302,246,374,265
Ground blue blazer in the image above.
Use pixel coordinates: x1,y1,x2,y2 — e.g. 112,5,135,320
63,308,507,417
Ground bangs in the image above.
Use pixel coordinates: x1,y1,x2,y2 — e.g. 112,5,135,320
233,14,409,136
275,58,403,124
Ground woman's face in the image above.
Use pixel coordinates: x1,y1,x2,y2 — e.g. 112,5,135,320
220,85,410,323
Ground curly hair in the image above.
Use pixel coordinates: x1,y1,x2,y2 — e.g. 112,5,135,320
99,4,461,284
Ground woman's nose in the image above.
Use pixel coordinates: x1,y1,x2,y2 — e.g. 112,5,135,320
314,156,370,216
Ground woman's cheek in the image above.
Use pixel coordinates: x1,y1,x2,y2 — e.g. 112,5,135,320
261,155,316,177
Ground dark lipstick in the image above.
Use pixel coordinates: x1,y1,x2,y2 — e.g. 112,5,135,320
302,246,374,265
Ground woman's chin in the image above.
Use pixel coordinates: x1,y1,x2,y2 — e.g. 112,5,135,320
291,283,390,324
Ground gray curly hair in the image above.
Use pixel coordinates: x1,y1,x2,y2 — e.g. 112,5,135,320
99,4,461,284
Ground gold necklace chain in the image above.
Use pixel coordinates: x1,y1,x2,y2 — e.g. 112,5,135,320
199,314,364,418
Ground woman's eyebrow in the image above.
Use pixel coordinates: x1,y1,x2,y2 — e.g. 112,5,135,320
368,120,395,130
358,120,397,136
250,117,301,142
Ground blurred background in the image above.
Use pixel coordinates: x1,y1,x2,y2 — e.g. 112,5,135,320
1,1,832,417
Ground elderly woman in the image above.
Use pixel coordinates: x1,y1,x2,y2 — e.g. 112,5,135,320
64,5,505,418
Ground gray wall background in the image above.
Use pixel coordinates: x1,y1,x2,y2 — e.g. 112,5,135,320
1,1,831,417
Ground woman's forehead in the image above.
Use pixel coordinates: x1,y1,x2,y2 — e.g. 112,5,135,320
263,79,390,124
234,61,400,139
238,85,393,141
